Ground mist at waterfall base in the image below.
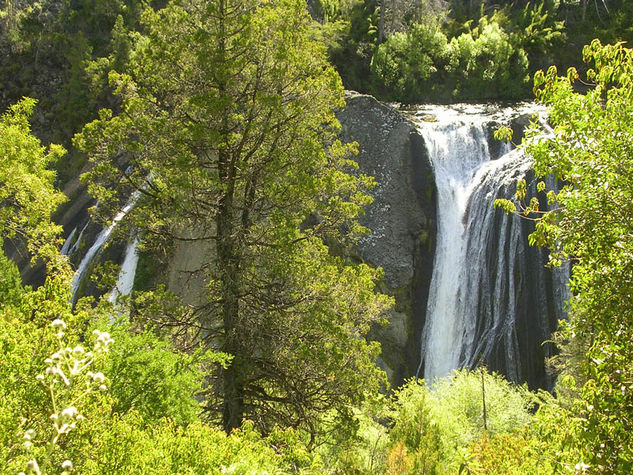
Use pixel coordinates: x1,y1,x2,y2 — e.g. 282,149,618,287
413,104,570,390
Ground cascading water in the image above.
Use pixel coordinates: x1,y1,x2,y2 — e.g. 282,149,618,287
71,193,139,303
414,104,569,388
60,226,78,256
108,235,140,304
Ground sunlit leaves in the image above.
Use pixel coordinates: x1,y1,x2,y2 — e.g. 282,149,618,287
522,40,633,471
0,98,66,261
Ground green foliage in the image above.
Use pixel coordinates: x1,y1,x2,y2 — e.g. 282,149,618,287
510,0,565,71
500,40,633,471
321,369,538,474
447,14,530,100
9,319,114,474
0,98,66,260
387,380,442,474
67,416,319,474
371,22,449,102
0,0,152,187
463,388,587,473
328,0,379,91
95,317,222,425
427,369,534,470
1,310,319,473
370,12,531,102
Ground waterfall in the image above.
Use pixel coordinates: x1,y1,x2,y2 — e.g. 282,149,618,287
60,226,78,256
68,221,90,257
414,104,568,387
108,235,140,304
71,193,139,303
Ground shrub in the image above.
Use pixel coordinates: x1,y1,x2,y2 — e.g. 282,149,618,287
447,15,529,100
370,22,449,102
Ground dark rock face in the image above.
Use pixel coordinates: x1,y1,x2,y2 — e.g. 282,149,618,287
337,93,436,385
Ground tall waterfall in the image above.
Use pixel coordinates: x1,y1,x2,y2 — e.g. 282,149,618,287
414,105,569,387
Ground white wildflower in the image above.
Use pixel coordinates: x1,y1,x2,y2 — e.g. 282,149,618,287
61,407,78,420
70,360,81,376
92,372,105,384
51,319,66,330
52,367,70,386
575,462,590,472
26,459,40,474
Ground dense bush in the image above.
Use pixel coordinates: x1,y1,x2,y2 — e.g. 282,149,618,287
370,22,449,102
446,17,529,100
319,369,541,474
370,13,531,102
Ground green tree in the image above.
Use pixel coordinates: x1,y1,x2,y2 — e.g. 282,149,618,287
77,0,391,439
0,98,291,472
0,98,66,261
498,40,633,471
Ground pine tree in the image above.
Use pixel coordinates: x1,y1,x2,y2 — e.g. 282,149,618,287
77,0,391,438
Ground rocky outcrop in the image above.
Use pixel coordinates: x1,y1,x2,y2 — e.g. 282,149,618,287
337,93,436,385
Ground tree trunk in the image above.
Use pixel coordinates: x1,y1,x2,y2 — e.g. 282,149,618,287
378,0,386,43
218,146,244,434
216,0,244,435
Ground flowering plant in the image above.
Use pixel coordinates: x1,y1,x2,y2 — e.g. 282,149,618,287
19,319,113,474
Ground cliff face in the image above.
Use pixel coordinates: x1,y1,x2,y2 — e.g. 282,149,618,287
337,93,436,384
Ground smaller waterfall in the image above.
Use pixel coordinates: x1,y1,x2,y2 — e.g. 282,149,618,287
67,221,90,257
71,193,139,303
108,235,140,304
60,226,78,256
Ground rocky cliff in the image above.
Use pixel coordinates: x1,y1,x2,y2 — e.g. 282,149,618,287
338,93,436,385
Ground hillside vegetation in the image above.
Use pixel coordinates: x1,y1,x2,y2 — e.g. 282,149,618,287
1,0,633,473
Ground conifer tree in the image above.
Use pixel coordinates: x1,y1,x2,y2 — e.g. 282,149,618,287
77,0,391,437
